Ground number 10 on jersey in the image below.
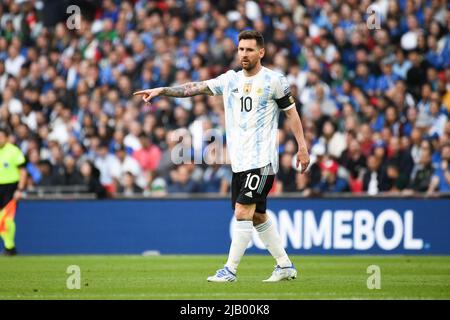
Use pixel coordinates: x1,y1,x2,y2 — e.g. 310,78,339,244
240,96,252,112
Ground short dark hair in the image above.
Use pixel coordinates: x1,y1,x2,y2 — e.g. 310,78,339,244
0,127,10,136
238,30,265,48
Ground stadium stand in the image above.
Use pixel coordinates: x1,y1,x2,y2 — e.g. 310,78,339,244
0,0,449,198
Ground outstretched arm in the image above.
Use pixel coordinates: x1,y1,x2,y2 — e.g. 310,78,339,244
284,107,310,174
14,167,27,200
133,81,213,102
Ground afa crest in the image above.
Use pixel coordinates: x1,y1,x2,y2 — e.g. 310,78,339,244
243,83,252,95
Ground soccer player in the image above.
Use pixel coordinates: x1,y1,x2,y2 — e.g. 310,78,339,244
0,127,27,256
134,30,310,282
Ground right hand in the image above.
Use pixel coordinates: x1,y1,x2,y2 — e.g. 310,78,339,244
13,190,23,200
296,147,310,174
133,88,164,103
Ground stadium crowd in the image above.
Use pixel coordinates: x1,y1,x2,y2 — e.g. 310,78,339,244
0,0,449,198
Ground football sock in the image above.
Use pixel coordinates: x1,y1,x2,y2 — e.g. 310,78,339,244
255,218,292,268
225,220,253,274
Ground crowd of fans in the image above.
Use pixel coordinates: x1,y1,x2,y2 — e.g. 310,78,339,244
0,0,449,198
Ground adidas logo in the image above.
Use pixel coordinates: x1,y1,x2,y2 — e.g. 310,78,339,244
231,88,238,93
245,191,253,198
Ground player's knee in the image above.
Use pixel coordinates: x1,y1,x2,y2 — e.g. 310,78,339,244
234,203,255,220
253,213,268,226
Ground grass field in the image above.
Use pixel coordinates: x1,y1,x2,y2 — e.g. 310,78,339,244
0,255,449,300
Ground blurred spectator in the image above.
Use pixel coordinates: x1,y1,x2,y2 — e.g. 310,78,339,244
49,142,66,183
201,147,231,194
133,133,162,172
314,160,349,193
167,165,199,193
94,142,119,193
428,94,448,136
156,129,179,179
276,153,297,193
405,141,435,193
146,175,168,197
294,171,311,196
339,138,367,181
380,161,409,193
372,140,388,172
117,172,143,197
406,50,428,99
386,136,414,183
302,84,338,118
363,154,382,195
376,57,399,95
201,164,231,194
112,144,145,190
393,49,412,80
5,45,25,77
428,144,450,193
308,143,326,188
36,160,62,186
1,86,22,114
358,123,375,157
26,147,41,186
318,120,347,159
63,156,84,185
80,161,107,199
354,63,377,96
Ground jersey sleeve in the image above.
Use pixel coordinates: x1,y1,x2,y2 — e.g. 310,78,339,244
13,146,26,167
205,72,228,96
273,74,295,111
206,70,234,96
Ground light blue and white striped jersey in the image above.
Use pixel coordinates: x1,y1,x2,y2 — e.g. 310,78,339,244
206,67,295,173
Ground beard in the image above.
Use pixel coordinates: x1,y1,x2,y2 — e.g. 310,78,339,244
240,59,256,71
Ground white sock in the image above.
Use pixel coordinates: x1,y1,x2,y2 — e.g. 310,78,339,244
225,220,253,274
255,219,292,268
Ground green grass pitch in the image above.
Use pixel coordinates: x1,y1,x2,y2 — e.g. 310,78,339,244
0,255,449,299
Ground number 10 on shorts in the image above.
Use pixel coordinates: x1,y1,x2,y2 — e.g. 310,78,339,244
244,173,261,191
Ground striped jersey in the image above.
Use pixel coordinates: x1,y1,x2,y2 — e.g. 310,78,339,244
206,66,295,173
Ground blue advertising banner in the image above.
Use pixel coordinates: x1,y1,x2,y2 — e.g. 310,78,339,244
13,198,450,254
